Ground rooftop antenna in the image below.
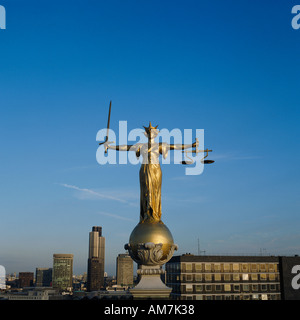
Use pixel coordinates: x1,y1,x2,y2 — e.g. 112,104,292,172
260,248,267,256
198,238,206,255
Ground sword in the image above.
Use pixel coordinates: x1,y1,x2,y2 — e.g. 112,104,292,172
99,101,112,153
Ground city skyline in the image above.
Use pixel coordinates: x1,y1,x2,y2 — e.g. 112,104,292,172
1,1,300,276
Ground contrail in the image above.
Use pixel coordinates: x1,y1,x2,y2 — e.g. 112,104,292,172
60,183,136,206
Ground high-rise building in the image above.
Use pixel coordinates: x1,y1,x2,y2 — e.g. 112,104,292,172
35,268,52,287
18,272,34,288
87,226,105,291
52,254,73,292
116,253,134,287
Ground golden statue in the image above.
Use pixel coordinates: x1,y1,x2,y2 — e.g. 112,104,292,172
98,102,214,298
105,121,198,224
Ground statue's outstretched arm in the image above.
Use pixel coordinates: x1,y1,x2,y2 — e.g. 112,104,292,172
163,139,198,151
107,144,133,151
105,143,140,153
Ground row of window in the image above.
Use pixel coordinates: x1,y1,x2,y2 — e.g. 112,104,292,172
179,283,279,293
173,293,280,300
166,262,278,273
167,272,279,282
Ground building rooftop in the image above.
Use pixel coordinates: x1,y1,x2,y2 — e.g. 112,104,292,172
169,254,282,263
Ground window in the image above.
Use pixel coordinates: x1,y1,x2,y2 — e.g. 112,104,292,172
186,284,193,292
223,263,230,272
260,274,267,281
224,274,231,281
205,295,212,300
243,285,250,292
233,263,239,272
252,294,259,300
252,284,258,292
195,263,202,272
260,264,266,272
261,284,267,291
242,264,249,272
205,274,212,281
269,264,275,272
215,274,221,281
251,274,258,281
205,285,212,292
224,284,231,292
186,275,192,282
261,294,268,300
233,274,240,281
195,285,203,292
205,264,211,272
186,263,192,272
196,295,203,300
233,285,240,292
242,274,249,281
270,284,277,291
214,264,221,272
215,285,222,292
195,274,202,282
269,274,276,281
251,264,257,272
215,295,222,300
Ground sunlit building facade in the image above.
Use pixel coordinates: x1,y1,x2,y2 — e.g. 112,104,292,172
166,254,282,300
116,253,134,287
52,254,73,291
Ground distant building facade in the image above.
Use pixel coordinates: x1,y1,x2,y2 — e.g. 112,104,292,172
116,253,134,287
35,268,52,287
52,254,73,291
87,226,105,291
166,254,290,300
18,272,34,288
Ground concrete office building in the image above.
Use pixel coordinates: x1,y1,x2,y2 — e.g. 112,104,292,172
52,254,73,292
35,268,52,287
87,226,105,291
116,253,134,287
166,254,300,300
18,272,34,288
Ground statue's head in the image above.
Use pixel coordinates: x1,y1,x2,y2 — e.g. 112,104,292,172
143,122,159,139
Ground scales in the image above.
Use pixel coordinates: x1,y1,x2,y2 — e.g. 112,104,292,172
180,139,214,165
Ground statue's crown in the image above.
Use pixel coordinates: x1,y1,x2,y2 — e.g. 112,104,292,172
143,121,158,134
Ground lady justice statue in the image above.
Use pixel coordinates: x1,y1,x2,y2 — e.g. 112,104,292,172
105,121,198,224
98,102,213,298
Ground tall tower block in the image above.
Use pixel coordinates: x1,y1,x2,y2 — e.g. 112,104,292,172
87,226,105,291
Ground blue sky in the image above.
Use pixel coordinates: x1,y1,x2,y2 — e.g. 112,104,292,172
0,1,299,275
